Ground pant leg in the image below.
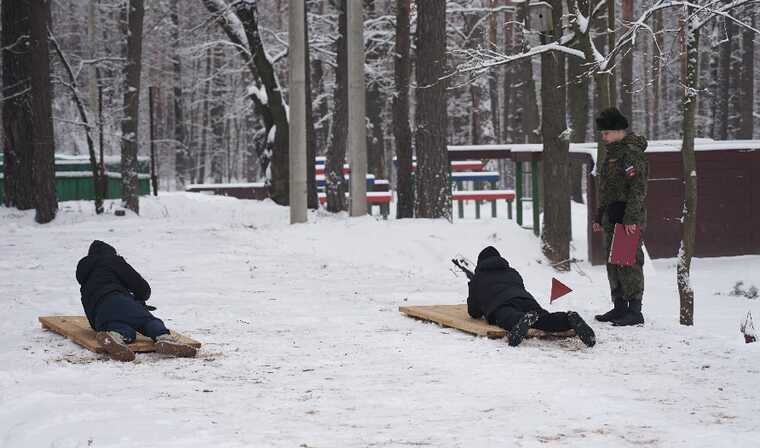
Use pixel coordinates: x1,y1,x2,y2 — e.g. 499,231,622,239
94,292,167,341
604,225,625,301
532,311,572,332
488,305,525,331
619,240,645,302
140,316,170,339
99,320,137,343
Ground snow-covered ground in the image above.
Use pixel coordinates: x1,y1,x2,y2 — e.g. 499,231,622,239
1,193,758,447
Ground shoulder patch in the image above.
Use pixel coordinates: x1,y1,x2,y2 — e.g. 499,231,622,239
625,165,637,177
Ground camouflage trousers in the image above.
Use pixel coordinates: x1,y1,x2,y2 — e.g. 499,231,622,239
604,224,645,302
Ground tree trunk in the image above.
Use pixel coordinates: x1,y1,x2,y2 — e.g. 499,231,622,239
29,0,57,223
394,0,414,218
304,7,318,209
2,0,35,209
365,0,386,180
606,0,617,108
121,0,144,214
739,12,755,139
652,10,663,139
540,0,570,271
502,8,513,142
620,0,633,121
311,58,329,154
716,19,733,140
567,42,588,204
326,0,348,212
678,7,699,327
170,0,188,190
488,0,500,143
198,48,212,184
510,3,533,143
210,47,225,183
414,0,450,219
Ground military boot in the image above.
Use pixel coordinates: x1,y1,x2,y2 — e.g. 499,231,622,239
567,312,596,347
595,298,628,323
612,300,644,326
508,312,539,347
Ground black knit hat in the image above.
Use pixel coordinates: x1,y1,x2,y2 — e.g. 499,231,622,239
477,246,501,264
595,107,629,131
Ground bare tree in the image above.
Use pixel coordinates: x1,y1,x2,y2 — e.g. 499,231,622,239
678,3,699,326
365,0,387,179
394,0,414,218
325,0,348,212
50,32,104,214
620,0,633,120
739,11,755,139
540,0,571,271
171,0,189,189
2,0,35,209
121,0,145,214
29,0,57,223
414,0,450,219
202,0,291,204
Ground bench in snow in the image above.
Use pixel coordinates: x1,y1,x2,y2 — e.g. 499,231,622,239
399,304,576,340
451,171,500,183
318,191,392,219
452,189,515,219
39,316,201,355
392,158,486,172
316,174,375,188
186,183,269,200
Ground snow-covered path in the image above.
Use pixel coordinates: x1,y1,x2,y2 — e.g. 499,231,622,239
1,194,758,447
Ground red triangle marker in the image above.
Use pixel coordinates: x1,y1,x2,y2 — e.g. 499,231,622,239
550,277,572,303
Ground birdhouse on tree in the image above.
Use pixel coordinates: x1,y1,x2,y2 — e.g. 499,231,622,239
529,1,553,33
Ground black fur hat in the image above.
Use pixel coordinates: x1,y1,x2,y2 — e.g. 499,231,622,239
595,107,629,131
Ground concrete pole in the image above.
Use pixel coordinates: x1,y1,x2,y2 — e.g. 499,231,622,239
289,0,307,223
348,0,367,216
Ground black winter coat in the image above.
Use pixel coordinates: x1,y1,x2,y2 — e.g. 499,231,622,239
75,240,151,327
467,254,538,322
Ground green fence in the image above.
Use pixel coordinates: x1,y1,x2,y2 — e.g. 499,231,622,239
0,172,150,203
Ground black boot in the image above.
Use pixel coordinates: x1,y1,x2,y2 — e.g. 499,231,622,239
595,298,627,323
508,312,539,347
612,299,644,326
567,312,596,347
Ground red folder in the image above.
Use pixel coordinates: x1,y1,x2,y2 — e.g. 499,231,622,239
609,223,640,266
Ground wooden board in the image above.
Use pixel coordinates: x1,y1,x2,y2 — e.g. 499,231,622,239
39,316,201,353
399,304,576,340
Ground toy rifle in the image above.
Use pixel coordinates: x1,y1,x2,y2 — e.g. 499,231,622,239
451,258,474,280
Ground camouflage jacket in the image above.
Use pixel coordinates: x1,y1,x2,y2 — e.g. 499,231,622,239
596,134,649,226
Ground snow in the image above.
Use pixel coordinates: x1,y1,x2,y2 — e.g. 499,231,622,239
1,193,760,447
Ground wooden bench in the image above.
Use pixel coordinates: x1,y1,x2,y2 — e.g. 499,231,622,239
186,182,269,200
451,171,500,183
315,173,375,189
392,158,486,172
315,164,350,176
452,189,515,219
399,304,576,340
318,191,392,219
39,316,201,354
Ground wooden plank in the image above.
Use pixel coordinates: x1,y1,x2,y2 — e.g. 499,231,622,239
399,304,576,340
39,316,201,354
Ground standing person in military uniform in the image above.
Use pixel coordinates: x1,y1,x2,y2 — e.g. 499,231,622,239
592,108,649,326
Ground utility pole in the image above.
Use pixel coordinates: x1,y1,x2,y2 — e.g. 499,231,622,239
348,0,367,216
289,0,307,223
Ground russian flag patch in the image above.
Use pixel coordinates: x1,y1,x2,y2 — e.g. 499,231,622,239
625,165,637,177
